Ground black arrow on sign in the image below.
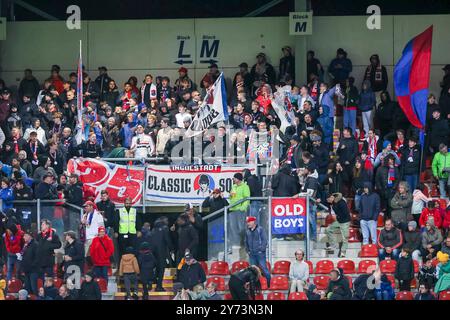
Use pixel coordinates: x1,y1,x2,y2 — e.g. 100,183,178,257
199,59,218,65
174,59,193,65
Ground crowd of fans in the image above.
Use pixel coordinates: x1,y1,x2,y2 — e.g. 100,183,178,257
0,45,449,300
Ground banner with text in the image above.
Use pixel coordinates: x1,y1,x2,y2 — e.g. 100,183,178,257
271,198,307,235
146,164,254,204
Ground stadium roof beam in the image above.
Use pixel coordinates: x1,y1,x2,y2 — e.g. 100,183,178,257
11,0,58,21
245,0,285,17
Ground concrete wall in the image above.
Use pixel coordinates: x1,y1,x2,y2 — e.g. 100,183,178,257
0,15,449,97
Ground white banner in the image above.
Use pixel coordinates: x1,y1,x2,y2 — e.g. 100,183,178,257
185,72,228,137
146,164,254,204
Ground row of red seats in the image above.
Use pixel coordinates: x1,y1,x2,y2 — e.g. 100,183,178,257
6,277,108,294
201,257,413,277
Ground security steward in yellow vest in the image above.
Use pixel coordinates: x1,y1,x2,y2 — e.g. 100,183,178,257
114,197,142,255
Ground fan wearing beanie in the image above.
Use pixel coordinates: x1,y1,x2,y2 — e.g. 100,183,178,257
374,140,400,168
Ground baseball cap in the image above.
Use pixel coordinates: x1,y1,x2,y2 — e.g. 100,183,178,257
98,226,105,233
98,66,107,71
83,201,95,207
256,52,266,58
246,216,257,223
212,188,221,194
184,253,194,261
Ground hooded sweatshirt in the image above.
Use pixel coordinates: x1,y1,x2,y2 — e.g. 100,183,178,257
359,182,381,221
330,193,351,224
358,80,376,112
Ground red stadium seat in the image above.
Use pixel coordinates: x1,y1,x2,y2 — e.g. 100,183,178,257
396,291,414,300
386,275,396,288
313,276,330,290
337,260,356,274
7,278,23,294
209,261,230,276
315,260,334,274
224,293,233,300
28,294,37,300
377,214,384,227
413,260,419,273
273,260,291,275
288,292,308,300
380,259,397,274
207,276,226,291
346,276,353,289
437,198,447,209
254,293,265,300
269,276,289,290
305,261,314,274
108,267,113,276
53,278,63,289
5,294,16,300
357,260,377,274
259,276,268,290
439,291,450,300
267,292,286,300
410,278,417,289
359,244,378,257
348,228,362,243
37,278,44,290
95,277,108,293
231,261,249,273
199,261,209,275
266,261,271,274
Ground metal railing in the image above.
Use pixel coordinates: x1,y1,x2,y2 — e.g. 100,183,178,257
202,195,328,264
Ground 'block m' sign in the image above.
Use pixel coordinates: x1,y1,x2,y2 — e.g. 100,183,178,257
289,12,313,35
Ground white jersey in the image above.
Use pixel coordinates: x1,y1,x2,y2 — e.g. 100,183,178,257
131,133,155,158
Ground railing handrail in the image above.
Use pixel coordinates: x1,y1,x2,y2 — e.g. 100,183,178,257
12,199,83,211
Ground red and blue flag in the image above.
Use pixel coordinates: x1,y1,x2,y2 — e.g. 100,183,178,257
394,26,433,130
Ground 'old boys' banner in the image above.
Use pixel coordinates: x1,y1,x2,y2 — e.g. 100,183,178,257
146,164,254,203
271,198,307,235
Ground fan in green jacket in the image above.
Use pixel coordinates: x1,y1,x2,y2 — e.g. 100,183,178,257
229,173,251,212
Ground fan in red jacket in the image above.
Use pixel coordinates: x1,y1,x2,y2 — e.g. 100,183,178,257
442,204,450,230
89,226,114,280
419,202,442,229
4,223,24,280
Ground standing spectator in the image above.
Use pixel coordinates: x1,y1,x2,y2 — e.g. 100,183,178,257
94,66,111,102
62,230,84,279
390,181,413,229
296,164,320,241
432,143,450,199
172,214,199,263
343,77,359,134
358,80,376,136
79,132,102,158
4,222,24,281
202,188,229,214
272,164,300,197
80,201,105,262
0,178,14,212
440,64,450,99
421,218,443,261
400,137,420,191
36,219,62,278
18,69,40,100
428,109,450,156
114,197,142,257
228,173,250,251
403,221,422,265
378,219,403,261
375,156,400,217
288,249,309,293
307,50,324,82
325,193,351,257
140,74,157,108
176,252,206,291
66,173,83,207
243,168,263,223
20,230,39,295
78,272,102,300
119,246,140,300
337,128,359,178
244,216,270,285
374,91,395,139
90,226,114,282
250,53,276,94
137,241,156,300
151,216,174,291
328,48,352,84
47,65,64,94
363,54,388,105
96,190,117,262
374,141,401,168
395,248,414,291
359,183,380,245
279,46,295,83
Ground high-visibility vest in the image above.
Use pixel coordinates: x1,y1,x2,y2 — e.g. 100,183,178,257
118,207,137,234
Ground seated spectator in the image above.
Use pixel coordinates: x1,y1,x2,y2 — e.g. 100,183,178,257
176,253,206,291
55,284,74,300
78,272,102,300
419,201,442,229
403,221,422,265
431,143,449,199
42,277,58,300
421,218,443,261
374,271,395,300
62,230,85,279
419,258,438,288
441,236,450,255
0,178,14,212
325,268,352,300
306,284,323,300
352,266,376,300
288,249,309,293
18,289,29,300
378,219,403,261
414,283,436,300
